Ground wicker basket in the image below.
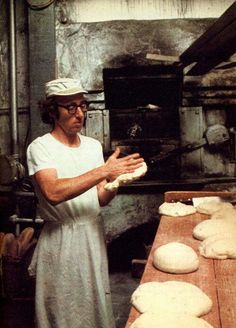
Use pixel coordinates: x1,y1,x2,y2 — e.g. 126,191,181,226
0,245,35,299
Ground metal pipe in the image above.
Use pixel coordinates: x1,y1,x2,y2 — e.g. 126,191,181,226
9,214,44,224
10,214,44,236
9,0,19,155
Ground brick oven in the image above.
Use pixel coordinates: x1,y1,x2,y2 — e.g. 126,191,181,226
103,64,183,181
99,2,236,185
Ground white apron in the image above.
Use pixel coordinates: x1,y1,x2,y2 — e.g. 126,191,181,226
27,133,116,328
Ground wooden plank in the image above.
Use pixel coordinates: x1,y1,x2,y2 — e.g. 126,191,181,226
163,191,236,328
215,62,236,70
179,2,236,74
125,213,221,328
125,191,236,327
182,98,236,106
186,42,236,75
214,260,236,328
184,69,236,88
180,2,236,65
164,191,236,202
183,90,236,98
146,53,180,63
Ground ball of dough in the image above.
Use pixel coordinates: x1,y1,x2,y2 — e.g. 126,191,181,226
159,202,196,217
104,162,147,191
131,281,212,317
199,233,236,259
193,219,236,241
196,200,233,215
130,312,214,328
153,242,199,274
211,207,236,222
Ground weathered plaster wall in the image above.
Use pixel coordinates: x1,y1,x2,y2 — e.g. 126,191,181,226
0,0,235,240
55,15,236,179
0,0,233,157
102,193,162,241
54,2,236,239
57,0,235,22
55,19,214,91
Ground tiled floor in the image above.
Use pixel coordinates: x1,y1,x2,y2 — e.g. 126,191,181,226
110,271,139,328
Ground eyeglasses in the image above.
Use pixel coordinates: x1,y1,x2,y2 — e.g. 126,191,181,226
57,101,88,115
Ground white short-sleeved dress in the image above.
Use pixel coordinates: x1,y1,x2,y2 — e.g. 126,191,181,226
27,133,116,328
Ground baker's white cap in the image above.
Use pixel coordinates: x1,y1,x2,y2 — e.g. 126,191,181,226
45,78,88,98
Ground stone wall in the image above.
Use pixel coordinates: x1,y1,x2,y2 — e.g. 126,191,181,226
0,1,236,240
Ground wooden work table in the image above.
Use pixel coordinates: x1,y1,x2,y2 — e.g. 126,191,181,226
125,191,236,328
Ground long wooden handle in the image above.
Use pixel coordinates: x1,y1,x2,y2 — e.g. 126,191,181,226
164,191,236,202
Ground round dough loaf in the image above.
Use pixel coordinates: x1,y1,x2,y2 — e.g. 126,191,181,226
130,312,214,328
193,219,236,241
159,202,196,217
211,207,236,221
131,281,212,317
199,233,236,259
153,242,199,274
196,200,233,215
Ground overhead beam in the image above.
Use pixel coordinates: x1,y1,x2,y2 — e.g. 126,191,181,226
180,1,236,75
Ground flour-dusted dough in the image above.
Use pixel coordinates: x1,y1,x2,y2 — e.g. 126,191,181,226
130,312,214,328
131,281,212,317
153,242,199,274
211,207,236,222
193,219,236,241
196,200,233,215
104,162,147,191
159,202,196,217
199,233,236,259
